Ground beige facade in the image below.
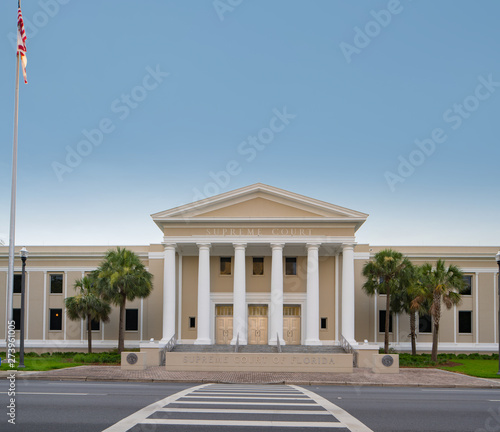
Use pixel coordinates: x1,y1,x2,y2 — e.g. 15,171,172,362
1,184,499,352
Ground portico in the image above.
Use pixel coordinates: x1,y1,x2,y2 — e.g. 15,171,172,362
152,184,367,347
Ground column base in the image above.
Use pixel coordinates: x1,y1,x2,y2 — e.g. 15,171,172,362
194,338,212,345
268,337,286,346
305,339,323,346
230,338,247,346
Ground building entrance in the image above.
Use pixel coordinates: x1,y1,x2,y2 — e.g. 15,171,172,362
248,305,268,344
215,305,233,345
283,305,301,345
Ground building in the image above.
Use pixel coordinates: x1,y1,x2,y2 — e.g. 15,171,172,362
1,183,499,352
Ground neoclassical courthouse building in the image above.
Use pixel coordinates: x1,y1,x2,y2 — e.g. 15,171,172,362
1,184,499,352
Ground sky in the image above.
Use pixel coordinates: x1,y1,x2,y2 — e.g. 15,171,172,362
1,0,499,248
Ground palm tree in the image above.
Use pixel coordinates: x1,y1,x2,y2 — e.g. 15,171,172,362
415,260,465,362
65,274,111,353
362,249,413,353
96,247,153,354
390,265,428,356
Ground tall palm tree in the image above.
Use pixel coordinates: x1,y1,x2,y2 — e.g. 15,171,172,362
415,259,465,362
96,247,153,354
65,274,111,353
390,265,428,356
362,249,413,353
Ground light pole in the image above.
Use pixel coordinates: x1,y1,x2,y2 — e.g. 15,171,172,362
19,247,28,369
497,251,500,375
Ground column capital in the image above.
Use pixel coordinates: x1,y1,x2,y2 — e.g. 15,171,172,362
342,243,355,251
270,242,285,250
164,243,177,251
306,243,321,250
233,242,247,249
196,242,211,249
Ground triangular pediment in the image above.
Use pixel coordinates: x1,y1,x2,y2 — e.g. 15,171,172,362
152,184,368,230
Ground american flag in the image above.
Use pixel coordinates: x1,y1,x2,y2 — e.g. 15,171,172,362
17,0,27,84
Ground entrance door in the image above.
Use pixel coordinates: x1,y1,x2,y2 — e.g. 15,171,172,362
248,305,268,344
215,305,233,345
283,305,301,345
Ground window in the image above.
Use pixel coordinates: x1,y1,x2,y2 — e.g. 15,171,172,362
90,319,100,331
253,257,264,275
462,275,472,296
13,308,21,330
13,274,22,294
125,309,139,331
50,308,63,331
189,317,196,329
285,257,297,275
50,274,63,294
220,257,232,275
320,317,328,330
459,311,472,334
418,314,432,333
379,310,393,333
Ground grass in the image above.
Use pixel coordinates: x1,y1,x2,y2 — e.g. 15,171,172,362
396,352,500,379
0,351,121,371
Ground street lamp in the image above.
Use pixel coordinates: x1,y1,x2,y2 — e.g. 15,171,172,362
497,251,500,375
19,247,28,369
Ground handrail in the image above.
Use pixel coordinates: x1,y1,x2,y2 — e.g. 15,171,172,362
160,334,176,366
276,332,282,353
340,334,357,367
235,332,239,353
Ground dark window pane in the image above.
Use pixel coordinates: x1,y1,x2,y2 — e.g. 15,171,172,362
379,310,393,333
50,309,62,331
13,275,22,294
220,257,232,275
90,319,100,331
320,317,327,329
418,314,432,333
13,309,21,330
462,275,472,296
285,257,297,275
125,309,139,331
189,317,196,329
459,311,472,334
50,274,63,294
253,257,264,275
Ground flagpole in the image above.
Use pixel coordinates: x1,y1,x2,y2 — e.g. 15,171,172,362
6,52,20,340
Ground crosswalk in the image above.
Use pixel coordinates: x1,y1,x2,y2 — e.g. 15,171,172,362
103,383,373,431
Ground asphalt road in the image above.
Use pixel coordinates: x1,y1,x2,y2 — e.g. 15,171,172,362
0,380,499,432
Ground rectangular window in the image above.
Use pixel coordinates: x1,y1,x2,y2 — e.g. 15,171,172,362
418,314,432,333
320,317,328,330
379,310,393,333
253,257,264,275
13,308,21,330
220,257,232,275
50,274,63,294
50,308,63,331
125,309,139,331
13,274,22,294
189,317,196,329
90,319,100,331
285,257,297,275
459,311,472,334
462,275,472,296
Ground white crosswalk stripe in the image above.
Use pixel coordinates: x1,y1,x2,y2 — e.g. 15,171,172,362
102,383,374,431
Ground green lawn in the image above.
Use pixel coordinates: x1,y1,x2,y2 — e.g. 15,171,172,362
438,359,500,379
0,351,121,371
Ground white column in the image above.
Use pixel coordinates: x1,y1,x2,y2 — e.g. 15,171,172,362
195,243,211,344
269,243,285,345
162,243,176,342
342,243,356,343
306,243,322,345
231,243,247,345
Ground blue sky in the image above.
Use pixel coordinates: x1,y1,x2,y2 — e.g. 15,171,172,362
1,0,499,247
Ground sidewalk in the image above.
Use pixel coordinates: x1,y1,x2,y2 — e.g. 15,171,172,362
2,366,500,388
